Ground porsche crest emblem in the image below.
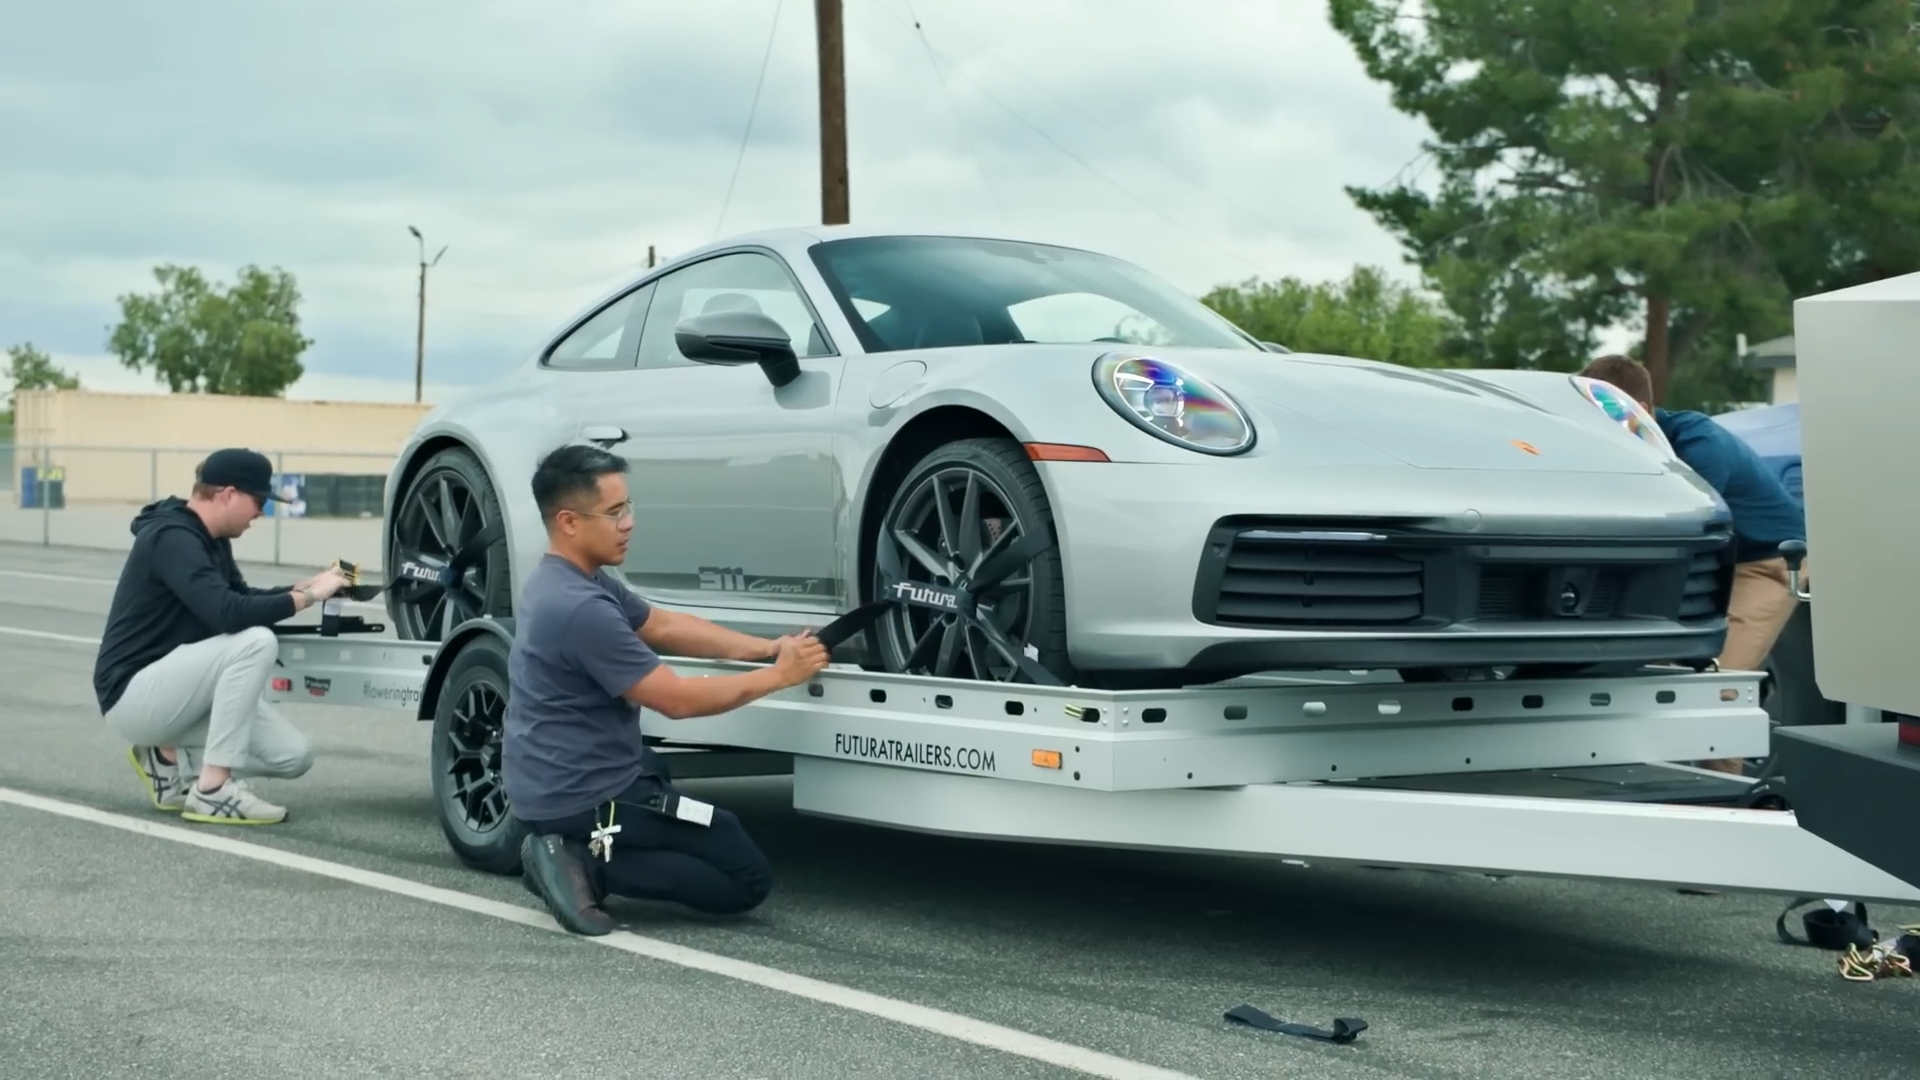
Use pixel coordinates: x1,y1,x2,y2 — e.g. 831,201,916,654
1511,440,1540,456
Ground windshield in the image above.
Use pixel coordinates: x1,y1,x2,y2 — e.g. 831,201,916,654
806,235,1262,354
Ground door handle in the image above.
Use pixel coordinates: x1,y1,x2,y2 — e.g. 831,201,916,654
582,425,628,447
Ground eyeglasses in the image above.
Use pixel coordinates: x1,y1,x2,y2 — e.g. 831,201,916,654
572,501,634,523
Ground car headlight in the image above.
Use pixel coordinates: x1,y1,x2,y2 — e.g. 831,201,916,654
1571,375,1676,459
1092,352,1255,455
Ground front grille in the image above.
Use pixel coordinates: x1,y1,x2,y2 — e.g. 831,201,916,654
1215,538,1424,626
1679,549,1729,622
1192,520,1730,632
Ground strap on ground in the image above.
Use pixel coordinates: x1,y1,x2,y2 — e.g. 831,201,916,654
1223,1005,1367,1044
1774,896,1874,951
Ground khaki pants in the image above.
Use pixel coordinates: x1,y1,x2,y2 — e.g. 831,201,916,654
1717,557,1803,673
1699,556,1804,773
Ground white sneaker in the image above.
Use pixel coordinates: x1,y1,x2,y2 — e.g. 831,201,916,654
127,746,187,813
179,778,288,825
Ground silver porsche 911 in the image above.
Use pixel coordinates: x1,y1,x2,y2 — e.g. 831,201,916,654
380,224,1734,689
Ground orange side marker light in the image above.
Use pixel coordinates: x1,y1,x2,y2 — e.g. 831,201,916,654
1024,443,1110,462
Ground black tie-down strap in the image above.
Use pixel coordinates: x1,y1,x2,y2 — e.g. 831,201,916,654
1774,897,1875,951
854,524,1064,686
1774,897,1919,982
1224,1005,1368,1044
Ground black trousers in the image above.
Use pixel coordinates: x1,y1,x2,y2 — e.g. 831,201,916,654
521,772,773,916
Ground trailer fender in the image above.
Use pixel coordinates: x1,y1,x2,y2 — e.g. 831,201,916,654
417,616,518,722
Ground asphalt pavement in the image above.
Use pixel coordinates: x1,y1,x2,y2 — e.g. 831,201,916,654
2,538,1915,1080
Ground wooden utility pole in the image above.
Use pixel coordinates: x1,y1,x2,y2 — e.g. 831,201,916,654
816,0,848,224
407,225,446,404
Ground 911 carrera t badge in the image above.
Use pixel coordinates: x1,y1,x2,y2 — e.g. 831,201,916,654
1511,440,1540,456
697,566,831,595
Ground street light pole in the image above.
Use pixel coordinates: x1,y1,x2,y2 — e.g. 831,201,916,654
408,225,447,404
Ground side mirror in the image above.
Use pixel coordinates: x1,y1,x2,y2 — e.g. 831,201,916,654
674,311,802,388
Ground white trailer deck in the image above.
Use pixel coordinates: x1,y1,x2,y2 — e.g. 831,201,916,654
263,616,1920,904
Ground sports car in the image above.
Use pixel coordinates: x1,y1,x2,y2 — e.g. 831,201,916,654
380,224,1734,689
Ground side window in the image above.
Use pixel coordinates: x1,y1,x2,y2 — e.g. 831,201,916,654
635,251,832,370
544,282,654,370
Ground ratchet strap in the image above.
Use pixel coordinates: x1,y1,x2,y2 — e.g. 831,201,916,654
1774,896,1920,982
1775,897,1875,951
1224,1005,1367,1044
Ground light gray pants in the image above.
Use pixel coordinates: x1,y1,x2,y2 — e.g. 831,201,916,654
103,626,314,780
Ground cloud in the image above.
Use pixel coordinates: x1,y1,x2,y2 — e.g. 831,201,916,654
0,0,1435,398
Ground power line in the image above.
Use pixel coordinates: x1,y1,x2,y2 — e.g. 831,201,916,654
894,0,1308,242
899,0,1008,229
715,0,787,239
868,0,1264,274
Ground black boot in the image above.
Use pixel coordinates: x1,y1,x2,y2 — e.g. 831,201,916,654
521,834,616,936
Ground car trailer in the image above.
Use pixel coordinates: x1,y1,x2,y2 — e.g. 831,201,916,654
262,542,1920,904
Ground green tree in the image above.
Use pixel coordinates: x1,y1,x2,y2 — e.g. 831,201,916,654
1201,265,1465,366
107,264,312,396
1326,0,1920,403
5,342,80,414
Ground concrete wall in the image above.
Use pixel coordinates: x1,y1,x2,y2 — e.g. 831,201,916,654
10,389,431,504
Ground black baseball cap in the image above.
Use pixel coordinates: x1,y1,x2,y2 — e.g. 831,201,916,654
198,448,285,503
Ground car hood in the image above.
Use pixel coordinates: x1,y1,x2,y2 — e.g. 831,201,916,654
1121,347,1670,475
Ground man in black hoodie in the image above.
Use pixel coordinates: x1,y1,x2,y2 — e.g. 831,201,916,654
94,448,352,825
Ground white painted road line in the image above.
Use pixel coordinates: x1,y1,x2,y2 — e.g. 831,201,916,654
0,568,120,585
0,624,103,645
0,569,387,610
0,786,1200,1080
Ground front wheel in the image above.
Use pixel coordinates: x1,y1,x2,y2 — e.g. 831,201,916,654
869,437,1079,685
388,445,513,642
430,633,527,876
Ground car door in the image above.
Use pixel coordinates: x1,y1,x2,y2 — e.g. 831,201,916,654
575,247,847,621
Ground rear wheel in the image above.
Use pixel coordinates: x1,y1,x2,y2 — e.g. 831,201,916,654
869,438,1081,685
388,446,512,641
430,634,527,876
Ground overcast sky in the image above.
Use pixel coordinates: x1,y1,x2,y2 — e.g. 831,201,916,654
0,0,1439,404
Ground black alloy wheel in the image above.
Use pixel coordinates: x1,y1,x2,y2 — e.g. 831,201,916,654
388,447,511,641
871,439,1069,684
430,634,527,875
446,680,508,832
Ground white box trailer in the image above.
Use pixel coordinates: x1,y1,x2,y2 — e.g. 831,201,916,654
261,574,1920,904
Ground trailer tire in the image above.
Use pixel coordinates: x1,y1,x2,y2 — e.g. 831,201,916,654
429,633,527,876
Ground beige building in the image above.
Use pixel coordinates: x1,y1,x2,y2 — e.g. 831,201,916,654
10,389,432,507
1739,334,1798,405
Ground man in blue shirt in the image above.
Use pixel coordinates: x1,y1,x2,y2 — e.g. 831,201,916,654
506,443,829,935
1580,356,1807,773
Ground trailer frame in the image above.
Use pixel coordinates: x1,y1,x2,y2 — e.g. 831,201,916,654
262,611,1920,904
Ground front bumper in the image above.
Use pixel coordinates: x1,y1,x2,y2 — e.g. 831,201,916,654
1038,461,1731,675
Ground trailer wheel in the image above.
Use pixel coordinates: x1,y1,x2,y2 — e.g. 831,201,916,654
429,633,526,876
389,445,513,642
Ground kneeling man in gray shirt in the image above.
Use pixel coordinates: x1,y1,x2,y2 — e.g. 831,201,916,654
505,443,829,935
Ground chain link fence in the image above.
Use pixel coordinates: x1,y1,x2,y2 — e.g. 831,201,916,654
0,443,398,573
